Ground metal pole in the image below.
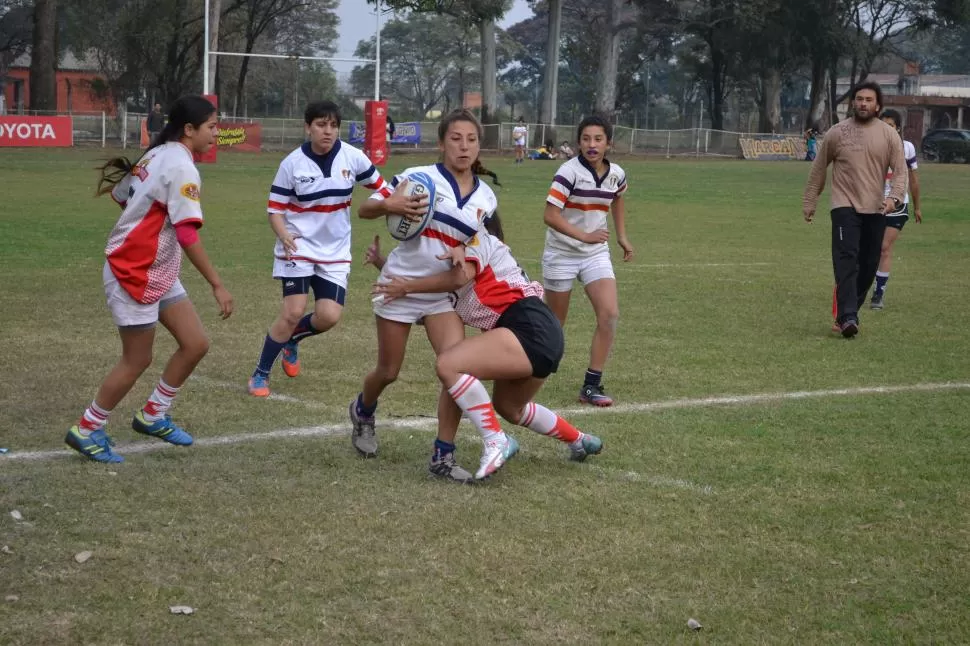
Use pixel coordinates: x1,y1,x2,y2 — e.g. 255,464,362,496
101,111,106,148
203,0,210,94
374,1,381,100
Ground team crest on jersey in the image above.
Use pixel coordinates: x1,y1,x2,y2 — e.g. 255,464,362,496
467,234,480,247
609,175,618,188
180,183,201,201
132,158,151,181
341,169,353,180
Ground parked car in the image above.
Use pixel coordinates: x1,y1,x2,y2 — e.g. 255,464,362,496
921,128,970,162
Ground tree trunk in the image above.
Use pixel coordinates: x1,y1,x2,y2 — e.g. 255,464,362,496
539,0,562,141
806,56,827,129
479,18,498,147
828,59,839,124
758,67,782,132
710,46,726,131
594,0,622,117
29,0,57,112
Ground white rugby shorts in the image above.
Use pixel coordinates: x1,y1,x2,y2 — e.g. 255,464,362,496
373,292,455,324
541,245,615,292
272,257,350,290
103,263,187,328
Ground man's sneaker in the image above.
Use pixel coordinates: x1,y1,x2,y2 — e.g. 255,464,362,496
281,342,300,377
569,433,603,462
579,384,614,407
840,318,859,338
475,434,519,480
131,412,193,446
65,426,124,463
349,400,378,458
870,293,884,310
248,372,270,397
429,452,474,483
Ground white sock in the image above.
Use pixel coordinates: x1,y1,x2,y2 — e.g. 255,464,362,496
447,374,504,442
78,401,111,435
142,380,180,422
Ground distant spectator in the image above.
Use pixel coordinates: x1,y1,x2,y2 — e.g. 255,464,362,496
558,140,575,158
512,116,528,164
386,113,396,142
147,103,165,145
804,127,819,161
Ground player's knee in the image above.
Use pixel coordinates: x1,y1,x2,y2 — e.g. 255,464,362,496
182,335,210,362
122,349,153,374
279,306,304,329
313,306,341,331
494,400,523,424
596,306,620,330
375,363,401,385
434,354,457,384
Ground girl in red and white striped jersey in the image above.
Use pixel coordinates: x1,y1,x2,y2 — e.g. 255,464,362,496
65,95,233,464
367,212,603,482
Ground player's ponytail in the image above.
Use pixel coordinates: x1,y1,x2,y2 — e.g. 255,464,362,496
472,158,501,187
96,96,215,196
95,156,134,196
483,212,505,242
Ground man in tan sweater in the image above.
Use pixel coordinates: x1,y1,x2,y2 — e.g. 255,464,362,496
803,81,907,338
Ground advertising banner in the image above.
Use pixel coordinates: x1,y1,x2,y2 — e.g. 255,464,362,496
217,122,262,152
738,134,806,161
349,121,421,145
0,115,73,147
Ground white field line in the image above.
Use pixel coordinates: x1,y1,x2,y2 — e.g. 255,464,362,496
519,259,775,270
190,375,327,409
4,381,968,463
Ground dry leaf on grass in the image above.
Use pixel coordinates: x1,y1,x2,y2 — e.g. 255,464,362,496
10,510,23,521
5,595,19,603
169,605,195,615
74,551,93,564
687,618,703,631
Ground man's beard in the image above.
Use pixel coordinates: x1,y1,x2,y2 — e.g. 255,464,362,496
854,110,876,123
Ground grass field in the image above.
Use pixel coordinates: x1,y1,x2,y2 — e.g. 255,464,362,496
1,147,969,644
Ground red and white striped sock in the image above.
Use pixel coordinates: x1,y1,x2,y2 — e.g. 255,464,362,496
517,402,581,443
77,401,111,435
142,380,180,422
447,374,504,442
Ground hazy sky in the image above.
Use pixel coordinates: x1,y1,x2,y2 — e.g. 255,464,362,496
329,0,534,77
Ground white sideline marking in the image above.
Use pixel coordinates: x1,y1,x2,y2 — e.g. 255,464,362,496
190,375,326,409
5,381,968,463
520,259,775,270
589,465,715,495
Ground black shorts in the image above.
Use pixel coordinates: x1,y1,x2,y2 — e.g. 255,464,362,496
885,204,909,231
279,275,346,305
496,296,564,379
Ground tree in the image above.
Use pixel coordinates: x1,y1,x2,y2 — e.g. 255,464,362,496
29,0,57,111
351,13,473,119
373,0,512,145
0,0,33,112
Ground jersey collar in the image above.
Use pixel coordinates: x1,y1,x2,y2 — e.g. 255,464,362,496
436,162,480,208
301,140,342,177
578,153,611,188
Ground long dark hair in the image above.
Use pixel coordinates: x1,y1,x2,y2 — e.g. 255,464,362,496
96,95,215,196
472,158,501,187
483,212,504,241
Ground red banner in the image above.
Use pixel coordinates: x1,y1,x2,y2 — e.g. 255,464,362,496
0,116,73,147
217,122,262,152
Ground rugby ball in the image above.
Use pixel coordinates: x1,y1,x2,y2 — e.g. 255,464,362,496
386,171,435,242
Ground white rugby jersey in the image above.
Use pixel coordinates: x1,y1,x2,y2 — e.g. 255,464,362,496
105,142,203,304
544,155,627,256
455,231,544,331
267,141,386,264
371,163,494,301
512,125,528,144
883,140,917,205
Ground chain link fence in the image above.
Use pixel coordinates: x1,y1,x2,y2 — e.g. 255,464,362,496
13,110,796,159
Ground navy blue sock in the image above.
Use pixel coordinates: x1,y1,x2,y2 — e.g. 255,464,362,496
356,393,377,418
433,439,456,460
874,271,889,296
584,369,602,388
290,313,320,344
255,334,286,376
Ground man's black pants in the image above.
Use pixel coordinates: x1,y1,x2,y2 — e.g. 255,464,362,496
831,207,886,323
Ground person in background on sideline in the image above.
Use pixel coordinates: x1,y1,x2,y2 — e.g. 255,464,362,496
512,116,528,165
66,95,234,463
147,103,165,146
247,101,388,397
802,81,906,338
541,114,633,407
868,108,923,310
